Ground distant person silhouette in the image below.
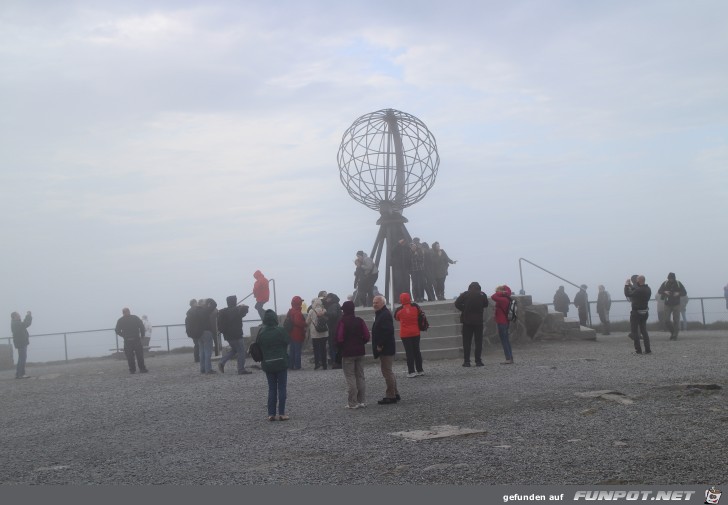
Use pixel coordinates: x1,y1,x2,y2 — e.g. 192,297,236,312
553,286,570,317
115,308,148,374
657,272,687,340
624,276,652,354
11,310,32,379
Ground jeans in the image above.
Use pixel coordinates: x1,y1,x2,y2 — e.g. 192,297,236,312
497,323,513,361
199,330,214,373
265,369,287,416
124,337,147,372
664,305,681,338
630,310,650,352
342,356,366,407
288,341,302,369
462,323,484,364
220,339,246,373
255,301,266,322
401,336,423,374
15,345,27,378
312,338,328,369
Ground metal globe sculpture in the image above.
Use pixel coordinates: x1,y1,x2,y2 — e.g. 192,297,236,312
337,108,440,301
337,108,439,212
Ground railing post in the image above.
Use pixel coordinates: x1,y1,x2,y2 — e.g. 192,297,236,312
701,298,706,326
166,326,170,352
64,333,68,362
271,278,278,315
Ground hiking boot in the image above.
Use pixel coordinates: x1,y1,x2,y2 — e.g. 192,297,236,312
462,362,471,367
238,369,252,375
378,397,397,405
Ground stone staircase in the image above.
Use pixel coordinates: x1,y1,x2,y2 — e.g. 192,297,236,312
244,296,596,362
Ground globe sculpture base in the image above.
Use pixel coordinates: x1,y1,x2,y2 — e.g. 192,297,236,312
370,206,411,303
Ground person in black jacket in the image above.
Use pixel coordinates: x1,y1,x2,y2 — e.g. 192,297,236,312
624,275,652,354
11,311,32,379
454,282,489,367
371,295,400,405
185,299,201,363
323,292,343,369
657,272,688,340
217,295,250,374
115,307,148,374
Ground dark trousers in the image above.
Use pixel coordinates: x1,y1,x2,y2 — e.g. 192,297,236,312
401,336,423,373
462,324,484,364
392,268,411,301
410,270,425,302
630,310,650,352
265,369,287,417
124,337,147,372
434,277,446,300
15,345,27,378
423,275,436,301
312,338,328,369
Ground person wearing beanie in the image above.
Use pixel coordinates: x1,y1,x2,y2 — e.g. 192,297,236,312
454,282,489,367
286,296,307,370
336,301,371,409
394,292,424,378
657,272,687,340
491,285,515,364
217,295,251,374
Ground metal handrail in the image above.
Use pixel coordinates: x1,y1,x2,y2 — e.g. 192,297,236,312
518,257,584,294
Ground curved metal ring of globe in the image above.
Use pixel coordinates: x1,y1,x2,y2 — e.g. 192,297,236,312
337,108,439,212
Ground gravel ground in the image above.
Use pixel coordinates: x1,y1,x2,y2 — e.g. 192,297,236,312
1,330,726,485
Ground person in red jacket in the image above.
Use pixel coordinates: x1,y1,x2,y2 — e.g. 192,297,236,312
394,292,424,378
491,285,514,364
286,296,307,370
253,270,270,321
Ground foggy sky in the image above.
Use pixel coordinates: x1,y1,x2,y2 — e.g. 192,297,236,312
2,0,727,335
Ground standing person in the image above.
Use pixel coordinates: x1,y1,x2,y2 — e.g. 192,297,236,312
253,270,270,322
10,311,32,379
141,315,152,347
196,298,218,374
306,298,329,370
114,308,148,374
354,251,378,307
454,282,489,367
390,237,411,300
431,242,456,301
553,286,570,317
394,293,424,378
491,285,515,365
573,284,590,326
323,292,343,369
336,301,371,409
409,242,426,303
658,272,687,340
286,296,306,370
185,299,201,363
625,275,652,354
724,283,728,310
371,295,400,405
596,285,612,335
256,309,290,421
217,295,251,375
421,242,437,302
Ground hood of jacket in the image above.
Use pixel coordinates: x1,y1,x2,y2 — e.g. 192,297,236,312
226,295,237,308
291,296,303,309
399,292,412,305
324,293,340,305
342,300,355,315
262,309,279,326
254,270,266,281
468,281,481,292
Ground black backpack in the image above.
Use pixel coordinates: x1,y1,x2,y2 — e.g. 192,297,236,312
411,303,430,332
314,313,329,333
248,341,263,362
506,297,517,322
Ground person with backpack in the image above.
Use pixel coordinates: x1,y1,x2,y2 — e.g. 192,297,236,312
491,285,515,365
657,272,687,340
394,292,425,378
286,296,307,370
256,309,290,421
184,299,201,363
454,281,489,367
306,298,329,370
217,295,251,375
336,301,371,409
11,310,32,379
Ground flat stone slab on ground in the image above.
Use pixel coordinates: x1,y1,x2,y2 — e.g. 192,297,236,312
390,425,487,441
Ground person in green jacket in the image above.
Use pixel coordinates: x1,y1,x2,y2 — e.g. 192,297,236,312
257,309,290,421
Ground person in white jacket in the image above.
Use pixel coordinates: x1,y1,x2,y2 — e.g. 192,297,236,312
306,298,329,370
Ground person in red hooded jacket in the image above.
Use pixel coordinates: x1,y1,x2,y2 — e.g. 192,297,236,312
491,285,514,364
394,292,424,378
253,270,270,321
286,296,307,370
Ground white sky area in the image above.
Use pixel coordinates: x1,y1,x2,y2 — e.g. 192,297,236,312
2,1,727,335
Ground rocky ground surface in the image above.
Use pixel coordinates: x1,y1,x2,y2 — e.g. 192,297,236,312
1,330,726,485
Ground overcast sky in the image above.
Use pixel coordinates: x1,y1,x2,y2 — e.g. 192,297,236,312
2,0,727,335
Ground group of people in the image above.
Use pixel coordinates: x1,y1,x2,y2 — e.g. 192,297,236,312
356,239,457,307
